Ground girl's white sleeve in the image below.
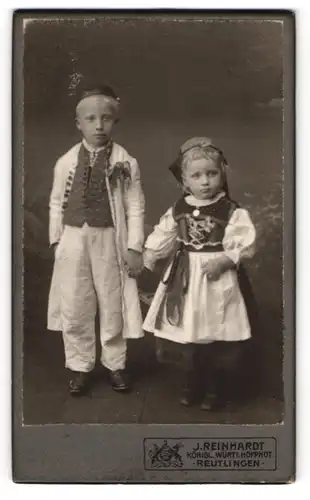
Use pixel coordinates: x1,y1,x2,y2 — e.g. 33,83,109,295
222,208,256,265
143,207,178,271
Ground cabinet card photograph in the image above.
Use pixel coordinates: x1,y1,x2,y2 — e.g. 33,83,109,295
13,10,295,483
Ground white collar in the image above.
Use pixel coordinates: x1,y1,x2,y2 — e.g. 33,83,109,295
82,139,109,154
185,191,226,207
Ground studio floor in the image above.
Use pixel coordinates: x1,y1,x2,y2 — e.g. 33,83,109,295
23,313,283,426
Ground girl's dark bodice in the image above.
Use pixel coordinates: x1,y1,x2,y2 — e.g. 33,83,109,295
172,196,238,252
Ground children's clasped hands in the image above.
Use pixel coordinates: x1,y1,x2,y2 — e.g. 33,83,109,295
124,253,236,281
202,255,235,281
54,243,234,282
53,243,144,279
124,249,144,278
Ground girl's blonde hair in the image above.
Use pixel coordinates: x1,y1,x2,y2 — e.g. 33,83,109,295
180,145,224,174
169,137,230,196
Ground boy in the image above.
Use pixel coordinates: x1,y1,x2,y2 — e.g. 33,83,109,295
47,83,145,396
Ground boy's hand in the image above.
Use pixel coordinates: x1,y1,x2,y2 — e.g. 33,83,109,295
124,249,144,278
203,255,235,281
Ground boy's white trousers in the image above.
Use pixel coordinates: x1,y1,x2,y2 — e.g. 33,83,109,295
55,223,126,373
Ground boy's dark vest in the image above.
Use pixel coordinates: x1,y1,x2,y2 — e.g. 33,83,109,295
63,144,114,228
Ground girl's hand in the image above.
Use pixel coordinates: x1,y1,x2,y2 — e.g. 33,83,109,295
124,249,144,278
203,256,235,281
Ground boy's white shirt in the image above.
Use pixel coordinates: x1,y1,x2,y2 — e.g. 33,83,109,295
49,141,145,252
47,141,145,337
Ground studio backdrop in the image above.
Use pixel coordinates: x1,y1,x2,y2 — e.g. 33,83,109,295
22,16,284,424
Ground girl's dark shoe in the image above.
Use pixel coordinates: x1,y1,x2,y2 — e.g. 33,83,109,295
69,371,92,396
179,369,200,407
180,392,197,407
200,392,224,411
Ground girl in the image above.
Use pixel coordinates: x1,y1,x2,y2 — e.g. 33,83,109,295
142,137,257,411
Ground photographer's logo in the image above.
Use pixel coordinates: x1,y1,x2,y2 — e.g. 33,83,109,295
147,440,184,469
144,438,277,471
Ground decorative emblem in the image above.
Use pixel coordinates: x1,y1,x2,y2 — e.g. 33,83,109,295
192,208,200,217
184,214,217,249
148,440,184,468
107,161,131,186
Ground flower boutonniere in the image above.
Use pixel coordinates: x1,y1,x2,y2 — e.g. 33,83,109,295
107,161,131,187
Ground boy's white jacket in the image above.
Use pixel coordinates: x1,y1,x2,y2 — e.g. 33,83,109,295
48,141,145,338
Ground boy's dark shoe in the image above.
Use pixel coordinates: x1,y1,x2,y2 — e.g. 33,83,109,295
69,371,93,396
110,369,130,392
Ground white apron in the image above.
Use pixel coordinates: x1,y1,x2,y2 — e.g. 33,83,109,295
142,198,256,344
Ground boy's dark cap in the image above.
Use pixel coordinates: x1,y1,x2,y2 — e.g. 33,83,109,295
76,82,120,105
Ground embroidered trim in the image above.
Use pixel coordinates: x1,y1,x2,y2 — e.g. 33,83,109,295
180,214,219,249
177,236,222,250
61,166,76,211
